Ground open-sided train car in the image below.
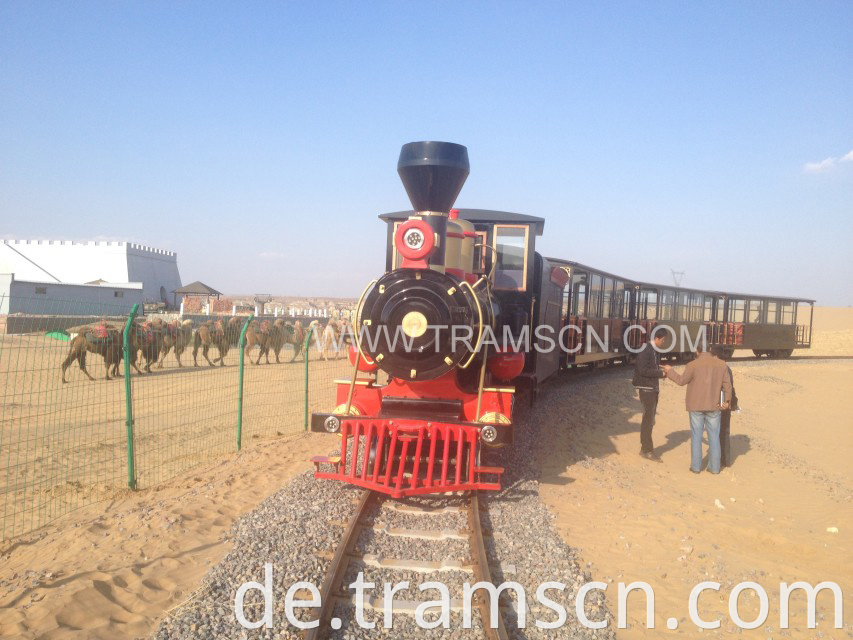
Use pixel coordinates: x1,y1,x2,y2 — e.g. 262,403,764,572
309,141,813,498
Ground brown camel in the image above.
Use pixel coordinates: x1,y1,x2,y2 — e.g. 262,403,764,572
265,318,289,363
157,319,194,368
193,319,230,366
282,320,309,362
60,323,123,383
127,318,166,374
245,319,274,365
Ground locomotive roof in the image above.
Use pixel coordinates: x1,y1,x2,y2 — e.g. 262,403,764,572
380,209,545,236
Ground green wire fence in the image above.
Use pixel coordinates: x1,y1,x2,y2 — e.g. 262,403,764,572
0,295,353,540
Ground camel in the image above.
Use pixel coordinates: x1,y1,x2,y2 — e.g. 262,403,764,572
192,319,230,366
127,318,166,374
60,323,123,383
317,319,346,361
157,319,194,368
276,320,308,362
245,319,274,365
265,318,289,363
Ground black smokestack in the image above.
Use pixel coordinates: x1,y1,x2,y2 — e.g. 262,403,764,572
397,142,469,214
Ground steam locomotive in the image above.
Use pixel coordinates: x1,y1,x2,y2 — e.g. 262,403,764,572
309,142,814,498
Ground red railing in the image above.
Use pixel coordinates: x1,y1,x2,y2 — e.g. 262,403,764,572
312,419,503,497
705,322,744,346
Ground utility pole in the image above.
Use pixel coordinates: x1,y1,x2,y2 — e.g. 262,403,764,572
671,269,685,287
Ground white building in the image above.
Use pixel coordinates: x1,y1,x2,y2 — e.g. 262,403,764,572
0,239,182,305
0,274,143,316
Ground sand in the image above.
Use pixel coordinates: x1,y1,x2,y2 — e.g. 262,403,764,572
538,306,852,637
0,431,337,639
0,307,850,638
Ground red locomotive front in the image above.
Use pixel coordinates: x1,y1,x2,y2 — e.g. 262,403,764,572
310,141,526,497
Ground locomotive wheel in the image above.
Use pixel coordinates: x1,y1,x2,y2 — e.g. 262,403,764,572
753,349,765,358
779,349,793,358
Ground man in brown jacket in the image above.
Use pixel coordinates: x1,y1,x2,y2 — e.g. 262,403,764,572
662,344,732,474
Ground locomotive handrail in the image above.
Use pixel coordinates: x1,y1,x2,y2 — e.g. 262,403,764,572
352,278,378,371
458,279,484,370
473,241,499,284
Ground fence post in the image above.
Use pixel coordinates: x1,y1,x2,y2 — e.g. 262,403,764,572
303,325,315,431
123,303,140,490
236,314,254,451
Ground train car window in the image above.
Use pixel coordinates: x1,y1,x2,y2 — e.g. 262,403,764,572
589,274,602,318
748,300,763,323
493,225,529,290
660,290,674,321
613,280,625,318
780,301,794,324
676,291,689,321
766,301,778,324
704,297,713,322
601,277,613,318
690,293,704,322
623,287,632,319
729,298,745,323
571,272,587,316
643,289,658,320
561,284,571,319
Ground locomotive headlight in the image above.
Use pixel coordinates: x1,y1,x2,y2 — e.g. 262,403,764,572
403,228,425,250
401,310,428,338
323,415,341,434
480,424,498,444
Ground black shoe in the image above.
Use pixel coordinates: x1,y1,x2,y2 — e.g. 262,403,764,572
640,451,663,463
689,468,701,474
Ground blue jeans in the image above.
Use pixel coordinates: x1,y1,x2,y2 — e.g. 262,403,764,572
689,411,721,473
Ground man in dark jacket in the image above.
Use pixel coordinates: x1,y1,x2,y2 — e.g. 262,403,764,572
633,332,667,461
710,345,738,467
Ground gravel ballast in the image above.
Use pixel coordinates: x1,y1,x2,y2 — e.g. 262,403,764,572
154,380,617,639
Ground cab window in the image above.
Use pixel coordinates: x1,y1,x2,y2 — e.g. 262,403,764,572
493,225,529,291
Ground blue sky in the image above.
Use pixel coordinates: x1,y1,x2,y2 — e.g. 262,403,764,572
1,2,851,304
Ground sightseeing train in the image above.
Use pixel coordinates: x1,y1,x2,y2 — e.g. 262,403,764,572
309,142,813,497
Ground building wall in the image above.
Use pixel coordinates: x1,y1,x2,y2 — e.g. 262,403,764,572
2,276,143,316
1,240,182,304
126,244,182,303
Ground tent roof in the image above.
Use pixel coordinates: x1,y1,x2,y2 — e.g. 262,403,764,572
173,281,222,296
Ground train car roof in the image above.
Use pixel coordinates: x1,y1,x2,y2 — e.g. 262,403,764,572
379,209,545,236
633,280,815,304
546,257,814,303
545,258,635,285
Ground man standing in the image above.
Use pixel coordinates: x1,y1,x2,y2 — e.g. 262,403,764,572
663,344,732,474
633,331,667,462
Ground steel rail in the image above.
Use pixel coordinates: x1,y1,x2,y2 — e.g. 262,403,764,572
304,489,376,640
467,492,510,640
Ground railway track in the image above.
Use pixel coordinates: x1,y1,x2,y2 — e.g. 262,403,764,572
304,490,509,639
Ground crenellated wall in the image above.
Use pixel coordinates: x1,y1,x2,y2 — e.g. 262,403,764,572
1,239,182,304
